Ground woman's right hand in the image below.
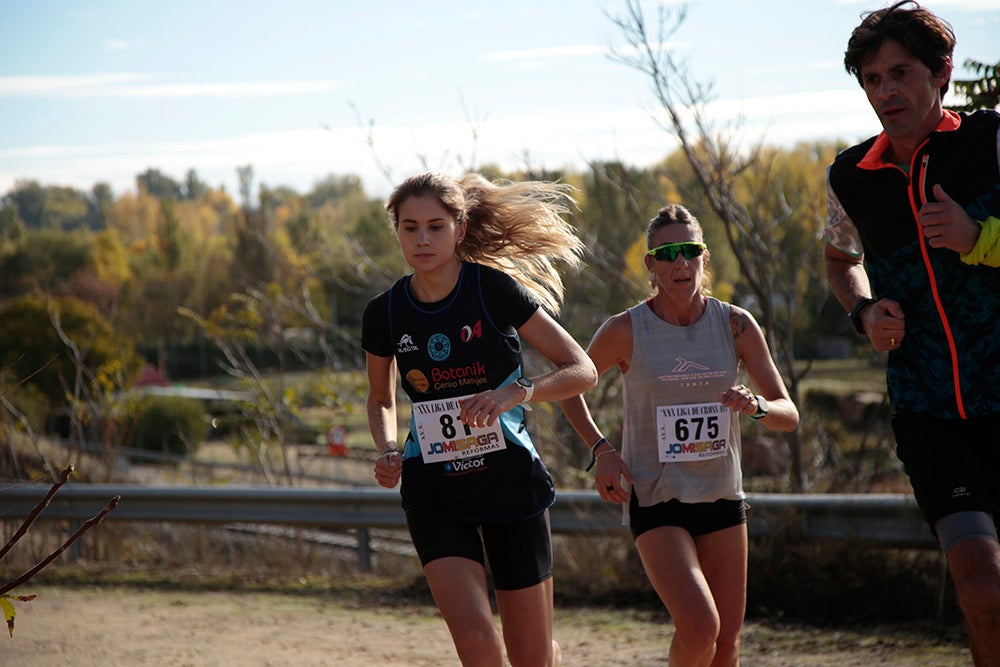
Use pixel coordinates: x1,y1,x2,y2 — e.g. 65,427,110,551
374,451,402,488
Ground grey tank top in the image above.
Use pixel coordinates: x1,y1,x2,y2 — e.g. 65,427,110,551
622,297,745,510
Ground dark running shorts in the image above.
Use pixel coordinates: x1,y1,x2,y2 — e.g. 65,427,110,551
892,411,1000,531
405,509,553,591
628,494,748,541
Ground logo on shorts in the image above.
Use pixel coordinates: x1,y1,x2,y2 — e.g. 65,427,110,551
427,333,452,361
445,456,487,474
952,486,971,498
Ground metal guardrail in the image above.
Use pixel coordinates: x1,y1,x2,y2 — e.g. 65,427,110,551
0,484,936,548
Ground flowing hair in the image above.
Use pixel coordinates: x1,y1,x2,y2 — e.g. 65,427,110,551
385,172,584,314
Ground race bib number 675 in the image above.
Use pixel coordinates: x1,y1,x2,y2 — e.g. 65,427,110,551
655,401,730,463
412,395,507,463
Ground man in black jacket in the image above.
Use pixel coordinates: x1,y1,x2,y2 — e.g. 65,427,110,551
824,2,1000,663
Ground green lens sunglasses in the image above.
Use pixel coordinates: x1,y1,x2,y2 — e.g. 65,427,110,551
646,241,707,262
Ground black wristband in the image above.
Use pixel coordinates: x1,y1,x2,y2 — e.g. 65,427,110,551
848,298,877,335
585,436,608,472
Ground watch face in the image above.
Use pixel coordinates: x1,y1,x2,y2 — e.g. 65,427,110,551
517,377,533,388
757,396,768,414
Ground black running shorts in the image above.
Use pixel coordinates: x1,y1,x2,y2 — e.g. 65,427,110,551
405,508,553,590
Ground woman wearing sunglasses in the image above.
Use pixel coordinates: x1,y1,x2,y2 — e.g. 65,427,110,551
561,203,798,666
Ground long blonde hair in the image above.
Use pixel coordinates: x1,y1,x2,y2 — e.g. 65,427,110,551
385,172,583,314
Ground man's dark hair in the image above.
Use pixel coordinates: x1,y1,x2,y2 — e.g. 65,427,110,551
844,0,956,95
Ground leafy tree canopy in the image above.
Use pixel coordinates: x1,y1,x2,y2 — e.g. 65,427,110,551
0,295,142,407
948,58,1000,112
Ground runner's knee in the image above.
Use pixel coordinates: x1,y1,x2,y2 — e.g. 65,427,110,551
946,535,1000,620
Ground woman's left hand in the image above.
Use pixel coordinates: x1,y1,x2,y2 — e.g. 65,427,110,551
458,384,522,428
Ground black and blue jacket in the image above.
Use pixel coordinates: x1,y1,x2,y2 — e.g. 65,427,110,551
828,110,1000,419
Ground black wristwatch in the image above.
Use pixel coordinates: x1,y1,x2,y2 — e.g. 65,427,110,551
749,395,768,421
848,297,878,335
515,376,534,402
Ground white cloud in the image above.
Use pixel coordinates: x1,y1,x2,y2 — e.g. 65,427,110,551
485,41,687,63
483,45,607,61
101,39,133,51
0,73,147,95
119,81,338,98
919,0,1000,8
0,73,338,98
0,88,886,198
837,0,1000,9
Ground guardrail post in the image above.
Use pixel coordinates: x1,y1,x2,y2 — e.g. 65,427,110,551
357,527,372,572
70,526,84,561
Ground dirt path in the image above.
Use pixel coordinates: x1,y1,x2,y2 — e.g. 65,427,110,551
3,586,971,666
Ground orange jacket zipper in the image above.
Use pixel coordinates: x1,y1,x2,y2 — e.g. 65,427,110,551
907,151,967,419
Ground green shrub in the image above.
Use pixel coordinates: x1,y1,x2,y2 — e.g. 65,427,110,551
128,396,207,458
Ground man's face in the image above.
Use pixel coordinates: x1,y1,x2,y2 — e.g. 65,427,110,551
859,39,951,153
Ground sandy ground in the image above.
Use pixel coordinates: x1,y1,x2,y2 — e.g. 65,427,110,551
2,586,972,666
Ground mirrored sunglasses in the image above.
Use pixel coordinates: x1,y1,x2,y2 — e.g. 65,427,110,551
646,241,707,262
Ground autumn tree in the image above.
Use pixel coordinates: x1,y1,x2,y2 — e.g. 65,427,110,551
232,165,274,289
563,162,663,336
0,229,94,297
1,181,98,231
0,205,25,250
89,183,114,229
136,168,183,201
0,295,143,479
184,168,210,200
107,188,163,250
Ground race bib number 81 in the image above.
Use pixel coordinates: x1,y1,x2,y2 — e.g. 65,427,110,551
413,395,507,463
655,401,730,463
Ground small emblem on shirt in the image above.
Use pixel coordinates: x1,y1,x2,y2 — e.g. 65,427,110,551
396,334,419,354
460,320,483,342
428,333,452,361
659,357,728,387
671,357,710,373
405,369,430,393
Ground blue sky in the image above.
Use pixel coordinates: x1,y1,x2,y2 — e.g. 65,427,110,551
2,0,998,200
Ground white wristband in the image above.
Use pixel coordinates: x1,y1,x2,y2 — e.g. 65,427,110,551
516,377,534,402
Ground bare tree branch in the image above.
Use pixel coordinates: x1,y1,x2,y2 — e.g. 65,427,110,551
0,465,75,561
0,492,121,595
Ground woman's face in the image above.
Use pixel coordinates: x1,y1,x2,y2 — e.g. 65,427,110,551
643,223,706,301
395,194,465,273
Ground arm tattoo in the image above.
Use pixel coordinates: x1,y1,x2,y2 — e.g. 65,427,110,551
730,310,749,341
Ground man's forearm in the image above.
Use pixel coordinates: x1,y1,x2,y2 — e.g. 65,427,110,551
825,253,872,312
